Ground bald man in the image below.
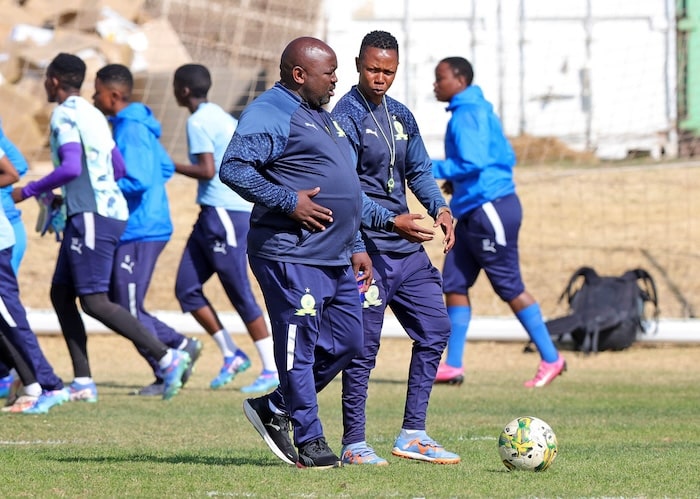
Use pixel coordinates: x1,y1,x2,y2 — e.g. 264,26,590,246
221,37,394,469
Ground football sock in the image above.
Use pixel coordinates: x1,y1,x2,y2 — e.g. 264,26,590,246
74,376,92,385
516,303,559,363
157,349,174,369
24,383,42,397
445,306,471,368
399,429,426,439
254,337,277,373
212,329,235,357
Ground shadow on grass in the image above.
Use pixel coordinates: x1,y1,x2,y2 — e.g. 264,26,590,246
49,453,287,467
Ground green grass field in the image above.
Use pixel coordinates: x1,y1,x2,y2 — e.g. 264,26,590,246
2,334,699,497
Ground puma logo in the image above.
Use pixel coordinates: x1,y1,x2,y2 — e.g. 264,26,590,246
120,255,135,274
482,239,497,253
265,419,281,432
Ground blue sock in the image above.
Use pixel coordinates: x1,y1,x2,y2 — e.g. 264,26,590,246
516,303,559,362
445,306,471,368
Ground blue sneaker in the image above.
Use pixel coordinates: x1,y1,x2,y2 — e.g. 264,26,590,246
391,431,460,464
181,337,203,386
162,349,191,400
341,442,389,466
210,350,251,389
240,370,279,393
23,389,70,414
0,373,13,398
68,380,98,403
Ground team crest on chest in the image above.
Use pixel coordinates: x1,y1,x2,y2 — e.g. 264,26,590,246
294,288,317,316
392,116,408,140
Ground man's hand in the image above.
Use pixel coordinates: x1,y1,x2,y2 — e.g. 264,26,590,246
392,213,435,243
289,187,333,232
434,208,455,253
351,251,372,292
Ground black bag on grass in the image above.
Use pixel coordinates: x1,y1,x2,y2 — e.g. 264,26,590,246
545,267,659,353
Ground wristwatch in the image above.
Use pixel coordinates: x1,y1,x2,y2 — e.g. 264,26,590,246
385,217,396,232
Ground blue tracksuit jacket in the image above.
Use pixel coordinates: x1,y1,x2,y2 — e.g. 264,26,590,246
109,102,174,243
432,85,516,219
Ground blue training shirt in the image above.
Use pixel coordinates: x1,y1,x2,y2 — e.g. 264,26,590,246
219,82,364,266
332,86,449,255
188,102,252,212
109,102,174,243
0,121,28,225
432,85,516,219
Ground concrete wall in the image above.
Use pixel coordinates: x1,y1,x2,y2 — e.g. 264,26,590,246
324,0,677,160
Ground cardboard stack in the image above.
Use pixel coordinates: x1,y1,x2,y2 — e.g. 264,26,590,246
0,0,192,160
0,0,324,163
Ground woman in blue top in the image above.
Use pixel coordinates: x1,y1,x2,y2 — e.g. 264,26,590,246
0,119,28,274
431,56,566,388
1,146,67,414
0,120,28,396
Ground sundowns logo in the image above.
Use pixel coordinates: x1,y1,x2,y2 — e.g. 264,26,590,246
361,279,382,309
294,288,317,316
392,116,408,140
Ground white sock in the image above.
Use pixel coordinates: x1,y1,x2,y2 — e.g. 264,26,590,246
74,376,93,385
212,329,235,357
400,429,425,439
24,383,42,397
177,338,188,350
158,349,173,369
255,337,277,373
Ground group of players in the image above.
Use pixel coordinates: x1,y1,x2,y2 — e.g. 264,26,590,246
0,29,566,468
0,56,279,413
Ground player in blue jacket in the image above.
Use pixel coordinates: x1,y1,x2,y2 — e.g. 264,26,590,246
0,119,29,397
0,119,29,274
431,56,566,388
220,37,377,469
331,30,459,465
1,143,68,414
93,64,204,396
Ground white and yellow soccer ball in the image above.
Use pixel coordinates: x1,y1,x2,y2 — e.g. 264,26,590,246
498,416,558,471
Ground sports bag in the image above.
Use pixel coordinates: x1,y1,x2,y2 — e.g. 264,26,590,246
544,267,659,353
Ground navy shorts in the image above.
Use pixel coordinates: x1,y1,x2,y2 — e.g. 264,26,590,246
52,212,126,296
175,206,262,323
442,193,525,302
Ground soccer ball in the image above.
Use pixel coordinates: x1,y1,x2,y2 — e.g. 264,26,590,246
498,416,558,471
